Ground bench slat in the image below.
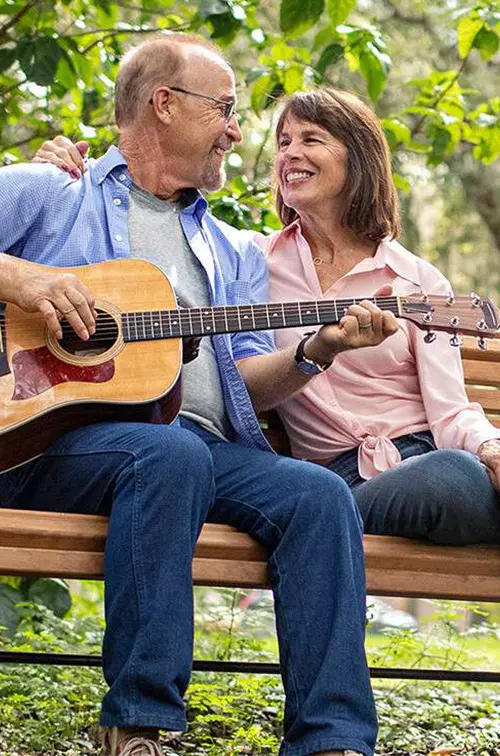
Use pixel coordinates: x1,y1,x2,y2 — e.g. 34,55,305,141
463,360,500,387
465,387,500,412
0,513,498,602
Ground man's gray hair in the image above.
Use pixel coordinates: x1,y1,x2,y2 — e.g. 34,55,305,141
114,33,224,127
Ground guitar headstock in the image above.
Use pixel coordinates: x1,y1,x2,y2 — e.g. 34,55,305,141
399,294,500,341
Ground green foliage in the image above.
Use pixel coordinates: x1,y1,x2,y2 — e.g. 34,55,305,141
0,577,71,636
0,594,500,754
0,0,499,180
279,0,324,38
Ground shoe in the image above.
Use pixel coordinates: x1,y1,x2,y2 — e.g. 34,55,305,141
101,727,162,755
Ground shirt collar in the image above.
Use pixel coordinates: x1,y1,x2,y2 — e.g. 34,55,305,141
273,220,422,287
93,145,208,219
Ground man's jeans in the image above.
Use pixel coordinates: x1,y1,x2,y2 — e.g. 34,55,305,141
0,419,377,756
328,432,500,545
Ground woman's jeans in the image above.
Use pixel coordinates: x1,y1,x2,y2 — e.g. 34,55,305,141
0,419,377,756
328,432,500,545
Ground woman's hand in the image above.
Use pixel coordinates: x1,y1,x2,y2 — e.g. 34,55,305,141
305,298,399,366
33,136,88,179
477,439,500,492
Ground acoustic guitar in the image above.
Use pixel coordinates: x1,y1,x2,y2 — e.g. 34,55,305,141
1,258,498,472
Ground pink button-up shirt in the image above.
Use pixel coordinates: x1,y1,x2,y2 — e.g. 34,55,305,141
258,221,500,479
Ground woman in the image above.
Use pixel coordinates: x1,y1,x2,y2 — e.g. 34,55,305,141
260,88,500,545
35,89,500,544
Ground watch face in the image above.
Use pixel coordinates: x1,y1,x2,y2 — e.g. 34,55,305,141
296,360,322,375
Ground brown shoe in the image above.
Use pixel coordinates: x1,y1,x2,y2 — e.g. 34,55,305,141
101,727,162,756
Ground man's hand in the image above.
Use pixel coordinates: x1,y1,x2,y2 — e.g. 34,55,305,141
477,439,500,492
33,136,88,179
13,263,97,341
304,298,399,367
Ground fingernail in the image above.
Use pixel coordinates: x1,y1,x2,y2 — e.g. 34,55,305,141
81,330,89,340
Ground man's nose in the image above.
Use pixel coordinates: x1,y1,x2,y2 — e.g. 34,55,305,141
226,114,243,143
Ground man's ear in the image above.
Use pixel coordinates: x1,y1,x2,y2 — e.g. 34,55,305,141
150,87,173,125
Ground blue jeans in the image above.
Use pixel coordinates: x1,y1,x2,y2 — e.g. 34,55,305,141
0,419,377,756
328,432,500,545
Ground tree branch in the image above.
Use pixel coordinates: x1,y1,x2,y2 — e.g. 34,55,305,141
410,57,468,139
79,23,191,54
0,0,40,42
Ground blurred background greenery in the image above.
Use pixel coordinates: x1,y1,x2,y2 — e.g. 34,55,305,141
0,0,500,295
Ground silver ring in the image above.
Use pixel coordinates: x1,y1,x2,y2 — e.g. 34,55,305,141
359,322,372,329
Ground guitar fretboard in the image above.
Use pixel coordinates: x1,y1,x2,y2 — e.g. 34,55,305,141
120,297,401,342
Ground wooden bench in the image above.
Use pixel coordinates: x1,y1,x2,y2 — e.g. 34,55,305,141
0,338,499,680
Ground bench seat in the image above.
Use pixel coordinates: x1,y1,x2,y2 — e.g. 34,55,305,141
0,508,498,602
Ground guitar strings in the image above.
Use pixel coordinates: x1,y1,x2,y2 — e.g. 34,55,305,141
56,297,402,343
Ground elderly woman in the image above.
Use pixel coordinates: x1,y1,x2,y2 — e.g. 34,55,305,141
36,88,500,545
259,88,500,545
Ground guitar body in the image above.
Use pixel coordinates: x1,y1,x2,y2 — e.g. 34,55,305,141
0,259,182,472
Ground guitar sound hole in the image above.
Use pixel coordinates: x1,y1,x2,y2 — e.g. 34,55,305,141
60,310,119,356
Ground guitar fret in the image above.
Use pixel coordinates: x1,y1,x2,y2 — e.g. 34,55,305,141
120,295,414,343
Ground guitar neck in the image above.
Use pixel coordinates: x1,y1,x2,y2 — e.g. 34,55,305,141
120,296,401,342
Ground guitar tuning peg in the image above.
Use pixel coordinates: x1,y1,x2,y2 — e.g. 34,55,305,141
477,336,488,351
424,331,436,344
449,332,463,348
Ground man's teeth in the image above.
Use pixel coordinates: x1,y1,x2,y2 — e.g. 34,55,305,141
286,171,313,182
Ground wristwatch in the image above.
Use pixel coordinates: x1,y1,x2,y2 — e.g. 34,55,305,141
294,334,333,375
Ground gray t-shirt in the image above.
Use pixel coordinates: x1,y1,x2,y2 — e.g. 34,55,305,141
127,183,230,439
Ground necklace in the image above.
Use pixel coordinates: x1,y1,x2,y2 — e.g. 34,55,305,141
312,256,331,266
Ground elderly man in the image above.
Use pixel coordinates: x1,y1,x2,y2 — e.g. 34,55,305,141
0,33,398,756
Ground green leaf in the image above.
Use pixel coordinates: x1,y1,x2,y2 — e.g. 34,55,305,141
0,582,23,636
327,0,356,28
16,36,35,76
473,27,499,60
382,118,411,148
31,37,62,87
427,126,452,166
312,25,340,51
197,0,230,17
280,0,325,37
359,45,390,102
26,578,72,619
457,16,483,58
283,64,304,94
17,36,62,86
316,42,344,76
473,125,500,164
0,46,16,73
392,173,411,193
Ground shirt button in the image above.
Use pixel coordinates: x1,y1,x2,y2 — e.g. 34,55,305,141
119,173,126,181
113,198,122,206
115,234,123,242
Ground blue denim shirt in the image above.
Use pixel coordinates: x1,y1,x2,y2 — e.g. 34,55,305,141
0,145,274,451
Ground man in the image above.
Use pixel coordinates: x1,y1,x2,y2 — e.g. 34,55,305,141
0,33,398,756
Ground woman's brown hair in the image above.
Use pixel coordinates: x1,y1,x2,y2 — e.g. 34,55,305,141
275,89,401,243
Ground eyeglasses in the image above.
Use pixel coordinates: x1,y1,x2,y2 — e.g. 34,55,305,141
165,86,236,121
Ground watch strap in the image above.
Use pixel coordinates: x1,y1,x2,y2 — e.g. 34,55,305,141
294,333,333,372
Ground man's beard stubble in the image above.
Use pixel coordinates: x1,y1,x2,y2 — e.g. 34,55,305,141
200,155,227,193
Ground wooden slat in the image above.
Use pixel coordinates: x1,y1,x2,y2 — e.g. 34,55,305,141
461,338,500,362
466,387,500,412
463,360,500,387
0,512,498,601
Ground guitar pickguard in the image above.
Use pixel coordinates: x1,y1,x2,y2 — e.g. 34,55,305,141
11,346,115,401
